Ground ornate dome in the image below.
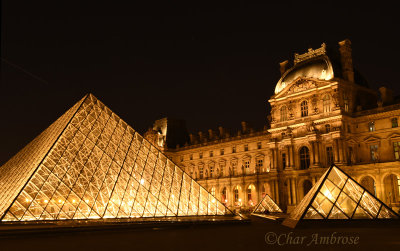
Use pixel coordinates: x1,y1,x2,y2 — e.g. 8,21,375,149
274,55,334,94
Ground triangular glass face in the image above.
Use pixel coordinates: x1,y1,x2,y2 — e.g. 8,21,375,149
252,194,282,214
0,94,232,222
282,165,399,228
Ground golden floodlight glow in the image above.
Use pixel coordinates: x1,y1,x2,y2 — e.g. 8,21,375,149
282,165,399,228
252,193,282,214
0,94,231,222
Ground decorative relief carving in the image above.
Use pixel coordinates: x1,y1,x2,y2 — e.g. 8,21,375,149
286,80,317,95
294,43,327,65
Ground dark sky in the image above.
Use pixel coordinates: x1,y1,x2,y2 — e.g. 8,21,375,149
1,1,400,165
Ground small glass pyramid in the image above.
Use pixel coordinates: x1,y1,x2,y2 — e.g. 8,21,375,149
252,194,282,215
282,164,399,228
0,94,232,222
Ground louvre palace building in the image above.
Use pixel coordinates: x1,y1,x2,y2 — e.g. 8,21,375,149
145,39,400,213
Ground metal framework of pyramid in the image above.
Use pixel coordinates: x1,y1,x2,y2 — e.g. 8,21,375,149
282,165,399,228
252,194,282,215
0,94,232,222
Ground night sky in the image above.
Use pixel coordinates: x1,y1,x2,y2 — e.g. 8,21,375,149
1,2,400,165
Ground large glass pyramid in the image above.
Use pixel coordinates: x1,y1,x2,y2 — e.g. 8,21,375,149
0,94,231,222
282,165,399,228
252,194,282,215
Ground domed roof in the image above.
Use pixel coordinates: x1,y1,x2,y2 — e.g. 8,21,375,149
274,55,334,94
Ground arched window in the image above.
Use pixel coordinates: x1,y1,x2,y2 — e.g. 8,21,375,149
280,106,288,122
301,101,308,117
234,187,239,203
323,95,331,113
299,146,310,170
360,176,376,196
222,187,227,204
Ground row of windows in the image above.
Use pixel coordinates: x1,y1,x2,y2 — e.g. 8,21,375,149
195,159,265,179
182,142,263,161
368,118,398,132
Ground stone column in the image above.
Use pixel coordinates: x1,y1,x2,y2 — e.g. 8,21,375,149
274,180,279,204
314,141,320,164
341,140,347,164
270,148,275,170
274,148,279,170
287,180,292,205
338,139,344,163
286,145,292,169
291,178,297,204
334,139,340,162
290,145,295,169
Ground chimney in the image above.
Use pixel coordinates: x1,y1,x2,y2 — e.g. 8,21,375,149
189,133,195,144
338,39,354,82
198,131,204,142
379,86,394,105
218,126,225,138
208,129,214,140
279,60,289,76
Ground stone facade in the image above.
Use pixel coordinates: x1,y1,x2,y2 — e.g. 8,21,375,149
149,40,400,213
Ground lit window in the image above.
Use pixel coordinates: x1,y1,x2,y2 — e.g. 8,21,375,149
234,187,239,202
247,188,252,202
256,159,263,172
392,118,398,128
211,187,215,197
244,144,249,151
323,95,331,113
370,145,379,161
220,149,224,155
232,146,236,153
368,122,375,132
394,142,400,160
299,146,310,169
257,142,262,149
326,146,334,166
301,101,308,117
210,151,213,157
280,106,288,121
325,124,331,133
344,96,349,112
222,188,227,204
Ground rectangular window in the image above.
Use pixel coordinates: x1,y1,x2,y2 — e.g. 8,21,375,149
199,166,204,179
232,146,236,153
256,159,263,172
244,144,249,151
282,153,286,169
326,146,334,166
180,156,184,162
257,142,262,149
210,151,213,157
210,165,214,177
394,142,400,160
369,122,375,132
190,154,193,160
220,149,224,155
199,152,203,159
392,118,398,128
370,145,379,161
247,188,252,202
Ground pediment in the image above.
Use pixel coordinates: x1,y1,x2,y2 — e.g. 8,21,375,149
364,135,381,143
274,78,317,98
387,132,400,140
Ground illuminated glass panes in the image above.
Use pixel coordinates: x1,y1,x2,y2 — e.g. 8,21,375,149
252,194,282,214
0,94,230,222
282,165,399,228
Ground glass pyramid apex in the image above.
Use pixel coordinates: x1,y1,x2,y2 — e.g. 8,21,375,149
252,194,282,214
0,94,232,222
282,164,399,228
